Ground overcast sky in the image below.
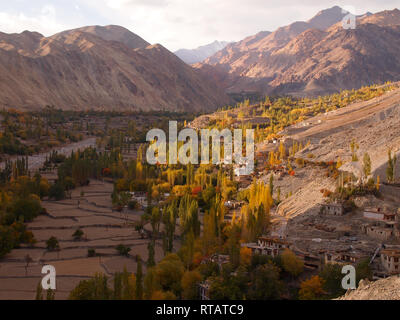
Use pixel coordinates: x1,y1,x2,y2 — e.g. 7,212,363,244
0,0,398,51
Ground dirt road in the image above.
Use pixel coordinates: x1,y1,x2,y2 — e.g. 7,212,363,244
0,137,97,171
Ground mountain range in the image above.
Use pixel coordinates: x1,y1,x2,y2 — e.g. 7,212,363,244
0,6,400,111
175,40,230,64
195,6,400,96
0,26,229,112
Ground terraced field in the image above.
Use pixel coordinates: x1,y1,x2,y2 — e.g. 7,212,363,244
0,180,174,300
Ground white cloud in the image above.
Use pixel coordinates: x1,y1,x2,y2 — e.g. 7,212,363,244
0,0,398,50
80,0,399,51
0,4,67,36
105,0,132,10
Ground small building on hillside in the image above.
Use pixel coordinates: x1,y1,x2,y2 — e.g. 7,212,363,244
210,254,230,268
242,236,290,258
320,202,345,216
361,208,399,241
380,249,400,275
362,224,397,241
363,207,397,222
324,250,367,266
224,200,244,210
293,249,322,270
129,191,148,208
201,254,230,271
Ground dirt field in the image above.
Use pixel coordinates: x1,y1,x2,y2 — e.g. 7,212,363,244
0,180,171,300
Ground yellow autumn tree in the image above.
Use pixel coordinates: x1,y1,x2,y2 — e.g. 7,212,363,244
279,141,286,160
281,249,304,278
240,247,252,266
241,181,273,241
181,270,202,300
299,276,325,300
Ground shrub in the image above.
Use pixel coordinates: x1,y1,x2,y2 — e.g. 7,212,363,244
73,228,84,241
116,244,131,256
46,237,60,251
49,183,66,200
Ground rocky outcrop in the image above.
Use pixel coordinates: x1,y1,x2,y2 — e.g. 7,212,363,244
338,277,400,300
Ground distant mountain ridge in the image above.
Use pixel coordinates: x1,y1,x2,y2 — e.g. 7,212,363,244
195,7,400,96
175,40,230,64
1,7,400,111
0,25,230,112
55,25,150,49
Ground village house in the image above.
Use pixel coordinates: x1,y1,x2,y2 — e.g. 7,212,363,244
363,207,397,222
380,249,400,275
200,254,230,271
293,249,322,270
365,225,395,241
320,202,345,216
224,200,244,210
210,254,230,268
361,223,398,241
324,250,367,266
242,236,290,258
129,191,148,208
361,207,399,241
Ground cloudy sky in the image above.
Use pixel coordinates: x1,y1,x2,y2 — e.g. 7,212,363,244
0,0,398,51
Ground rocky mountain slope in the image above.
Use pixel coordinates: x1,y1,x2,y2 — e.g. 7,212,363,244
196,7,400,96
338,277,400,300
190,82,400,222
55,25,150,49
175,40,230,64
0,26,230,111
283,84,400,183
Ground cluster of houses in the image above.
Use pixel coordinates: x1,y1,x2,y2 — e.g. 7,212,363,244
242,236,290,258
315,202,400,278
361,207,399,241
320,202,400,242
198,199,400,298
240,232,400,281
241,236,322,270
199,229,400,299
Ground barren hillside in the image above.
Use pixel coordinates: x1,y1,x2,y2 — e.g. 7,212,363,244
0,26,230,112
284,84,400,182
196,7,400,96
338,277,400,300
